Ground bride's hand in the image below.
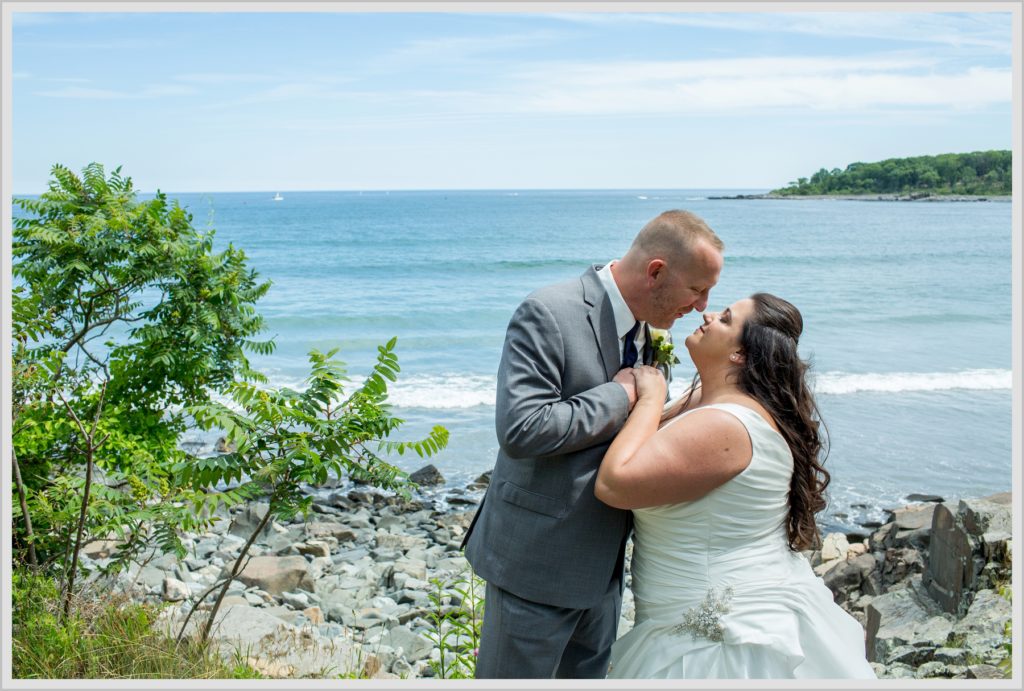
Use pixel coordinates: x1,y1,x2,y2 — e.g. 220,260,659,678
633,365,667,402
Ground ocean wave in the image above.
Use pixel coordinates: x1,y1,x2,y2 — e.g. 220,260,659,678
813,369,1011,394
388,374,496,408
214,368,1011,411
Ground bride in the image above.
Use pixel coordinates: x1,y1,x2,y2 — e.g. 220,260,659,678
595,293,875,679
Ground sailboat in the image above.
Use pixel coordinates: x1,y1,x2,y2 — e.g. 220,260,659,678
273,192,284,201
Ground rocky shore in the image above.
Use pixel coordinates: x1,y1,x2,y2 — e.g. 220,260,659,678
80,467,1011,680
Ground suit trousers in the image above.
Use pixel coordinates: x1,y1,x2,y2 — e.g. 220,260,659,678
474,574,622,679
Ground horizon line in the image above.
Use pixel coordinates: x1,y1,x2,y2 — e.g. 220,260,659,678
12,186,776,196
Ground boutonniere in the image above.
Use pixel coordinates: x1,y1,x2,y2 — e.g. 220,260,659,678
650,328,681,368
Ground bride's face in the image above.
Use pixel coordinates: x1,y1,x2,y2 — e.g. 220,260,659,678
684,298,755,365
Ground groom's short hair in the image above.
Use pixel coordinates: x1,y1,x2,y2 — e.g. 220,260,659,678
631,210,724,263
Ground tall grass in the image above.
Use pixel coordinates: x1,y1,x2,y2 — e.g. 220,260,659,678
12,570,262,679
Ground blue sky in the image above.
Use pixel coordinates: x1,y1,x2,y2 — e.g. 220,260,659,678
9,9,1015,193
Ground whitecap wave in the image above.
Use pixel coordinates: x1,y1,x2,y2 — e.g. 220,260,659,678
224,368,1011,411
387,374,496,408
813,369,1011,395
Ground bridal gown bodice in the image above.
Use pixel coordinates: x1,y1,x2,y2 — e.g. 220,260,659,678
608,403,876,679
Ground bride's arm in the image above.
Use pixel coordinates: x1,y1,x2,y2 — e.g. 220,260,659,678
595,370,750,510
659,382,702,425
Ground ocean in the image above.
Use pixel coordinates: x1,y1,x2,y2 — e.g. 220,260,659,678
47,189,1021,532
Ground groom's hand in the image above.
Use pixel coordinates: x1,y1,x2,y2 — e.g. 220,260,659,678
612,367,638,411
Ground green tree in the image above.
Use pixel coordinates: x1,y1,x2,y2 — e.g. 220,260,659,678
12,163,272,612
771,151,1010,196
175,344,449,645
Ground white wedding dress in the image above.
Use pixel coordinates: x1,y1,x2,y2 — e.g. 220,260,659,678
608,403,876,679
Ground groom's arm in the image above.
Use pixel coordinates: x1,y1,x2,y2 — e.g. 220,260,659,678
496,297,631,459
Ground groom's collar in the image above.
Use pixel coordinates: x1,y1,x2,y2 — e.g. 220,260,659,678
596,261,643,340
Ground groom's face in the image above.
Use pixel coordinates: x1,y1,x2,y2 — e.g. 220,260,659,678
647,241,723,329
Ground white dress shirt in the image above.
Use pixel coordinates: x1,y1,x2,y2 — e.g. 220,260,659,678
597,260,645,364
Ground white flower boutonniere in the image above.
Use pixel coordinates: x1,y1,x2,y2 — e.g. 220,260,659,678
649,328,680,369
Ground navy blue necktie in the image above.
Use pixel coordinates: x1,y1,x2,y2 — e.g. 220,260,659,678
622,320,641,368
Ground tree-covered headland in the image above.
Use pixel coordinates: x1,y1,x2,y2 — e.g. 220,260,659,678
772,150,1011,196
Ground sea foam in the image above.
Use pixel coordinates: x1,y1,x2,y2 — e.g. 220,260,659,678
813,369,1011,395
239,369,1011,410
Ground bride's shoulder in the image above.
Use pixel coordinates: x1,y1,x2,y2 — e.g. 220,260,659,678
659,405,754,475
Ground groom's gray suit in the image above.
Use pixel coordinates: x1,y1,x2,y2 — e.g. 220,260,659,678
464,264,655,678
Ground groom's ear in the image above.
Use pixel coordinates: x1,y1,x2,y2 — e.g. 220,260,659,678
647,258,667,284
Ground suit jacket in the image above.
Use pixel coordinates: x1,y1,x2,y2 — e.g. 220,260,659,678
463,265,650,609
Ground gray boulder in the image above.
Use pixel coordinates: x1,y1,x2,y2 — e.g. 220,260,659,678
887,503,938,550
925,496,1011,617
162,577,191,602
229,555,315,596
865,578,953,663
823,553,877,602
951,589,1011,653
381,625,435,662
228,502,273,539
409,464,445,486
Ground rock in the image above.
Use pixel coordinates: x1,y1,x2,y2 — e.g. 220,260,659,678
392,658,415,678
230,555,315,596
823,553,877,602
847,542,868,558
392,557,428,581
881,547,924,588
966,664,1008,680
906,494,944,503
303,606,324,625
951,589,1011,651
306,521,359,543
281,590,311,609
381,625,435,662
924,498,1009,617
960,496,1012,563
409,464,445,486
882,662,917,679
865,579,952,663
934,647,967,665
466,470,492,490
888,504,937,550
374,532,425,552
915,660,948,678
820,532,850,562
220,595,250,608
162,577,191,602
297,540,332,558
869,523,894,552
197,605,361,678
228,502,273,539
83,539,122,559
886,644,932,667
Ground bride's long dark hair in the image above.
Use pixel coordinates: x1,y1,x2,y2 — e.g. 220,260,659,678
682,292,830,551
740,293,830,551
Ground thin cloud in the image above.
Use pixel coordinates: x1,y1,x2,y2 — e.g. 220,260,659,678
174,72,280,85
376,54,1013,117
517,67,1010,115
544,12,1012,53
381,30,568,66
34,84,196,100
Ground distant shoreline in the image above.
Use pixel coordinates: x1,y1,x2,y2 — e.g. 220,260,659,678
709,193,1012,202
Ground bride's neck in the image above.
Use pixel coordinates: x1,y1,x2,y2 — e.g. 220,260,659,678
695,366,742,403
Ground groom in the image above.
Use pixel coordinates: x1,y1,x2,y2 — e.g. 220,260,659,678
463,210,724,678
